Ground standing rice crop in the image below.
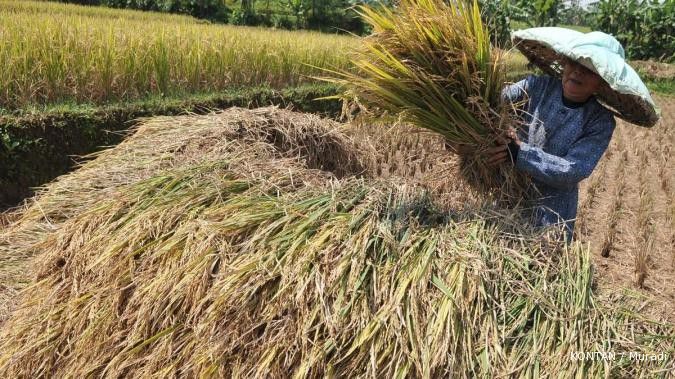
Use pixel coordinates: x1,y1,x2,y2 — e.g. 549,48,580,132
0,1,355,110
322,0,528,197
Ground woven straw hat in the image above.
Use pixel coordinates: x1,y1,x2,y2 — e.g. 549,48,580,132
512,27,660,127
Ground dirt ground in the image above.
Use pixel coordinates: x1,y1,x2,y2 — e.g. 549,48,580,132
631,60,675,81
577,94,675,323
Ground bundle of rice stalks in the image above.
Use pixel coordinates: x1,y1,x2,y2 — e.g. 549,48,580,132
0,110,672,377
322,0,527,197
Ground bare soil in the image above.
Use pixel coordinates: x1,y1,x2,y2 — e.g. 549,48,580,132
631,60,675,81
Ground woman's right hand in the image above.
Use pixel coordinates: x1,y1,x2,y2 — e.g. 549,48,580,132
444,140,474,156
487,130,520,166
486,144,510,166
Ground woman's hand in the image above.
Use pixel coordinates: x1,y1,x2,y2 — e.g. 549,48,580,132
444,140,475,156
486,144,510,166
487,127,521,167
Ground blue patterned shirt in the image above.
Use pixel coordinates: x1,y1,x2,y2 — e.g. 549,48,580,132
501,75,616,239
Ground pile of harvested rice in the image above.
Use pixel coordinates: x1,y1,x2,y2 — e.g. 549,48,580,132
0,107,371,322
0,107,673,377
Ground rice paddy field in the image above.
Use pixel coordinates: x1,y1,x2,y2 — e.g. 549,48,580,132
0,0,674,377
0,0,354,110
0,0,543,113
578,94,675,322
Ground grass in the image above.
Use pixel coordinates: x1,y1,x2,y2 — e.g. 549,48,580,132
0,83,341,117
644,79,675,96
0,1,355,110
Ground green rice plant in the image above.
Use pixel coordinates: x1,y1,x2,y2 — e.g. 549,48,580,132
0,1,356,110
321,0,528,197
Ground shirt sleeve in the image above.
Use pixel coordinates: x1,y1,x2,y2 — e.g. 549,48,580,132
515,111,616,187
501,74,539,104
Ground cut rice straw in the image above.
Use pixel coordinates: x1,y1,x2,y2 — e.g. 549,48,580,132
318,0,531,200
0,107,672,377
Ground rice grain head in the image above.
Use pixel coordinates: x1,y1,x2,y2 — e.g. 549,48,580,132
319,0,531,200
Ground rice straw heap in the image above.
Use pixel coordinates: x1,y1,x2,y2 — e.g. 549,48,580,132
0,108,672,377
322,0,528,198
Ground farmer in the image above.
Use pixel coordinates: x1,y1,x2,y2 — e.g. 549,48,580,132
452,28,660,242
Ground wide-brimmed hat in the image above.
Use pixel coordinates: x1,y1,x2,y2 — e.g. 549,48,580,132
511,27,660,127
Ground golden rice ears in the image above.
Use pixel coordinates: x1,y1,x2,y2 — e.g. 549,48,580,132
319,0,528,199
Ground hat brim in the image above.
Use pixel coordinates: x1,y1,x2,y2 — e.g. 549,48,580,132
512,37,660,128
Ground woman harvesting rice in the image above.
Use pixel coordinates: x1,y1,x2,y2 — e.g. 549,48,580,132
469,28,660,241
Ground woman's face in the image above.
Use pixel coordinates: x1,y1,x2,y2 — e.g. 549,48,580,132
561,59,602,102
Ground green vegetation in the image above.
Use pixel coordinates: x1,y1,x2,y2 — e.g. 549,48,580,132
56,0,378,33
0,1,354,110
644,79,675,96
511,0,564,27
55,0,229,21
479,0,593,47
229,0,377,33
590,0,674,62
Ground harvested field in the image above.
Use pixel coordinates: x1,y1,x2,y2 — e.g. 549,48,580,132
0,106,673,377
577,94,675,323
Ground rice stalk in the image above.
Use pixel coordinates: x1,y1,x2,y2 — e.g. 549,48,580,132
319,0,529,199
0,106,372,324
1,107,673,377
0,1,355,109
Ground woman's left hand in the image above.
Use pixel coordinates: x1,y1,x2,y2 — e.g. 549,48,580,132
505,127,521,146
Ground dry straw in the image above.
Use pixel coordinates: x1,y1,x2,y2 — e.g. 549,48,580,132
320,0,530,199
0,108,672,377
0,107,371,323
